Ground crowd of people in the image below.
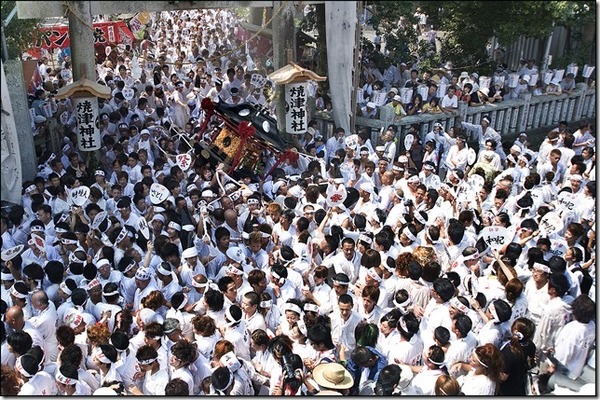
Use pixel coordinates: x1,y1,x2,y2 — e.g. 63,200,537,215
354,57,585,120
1,7,596,397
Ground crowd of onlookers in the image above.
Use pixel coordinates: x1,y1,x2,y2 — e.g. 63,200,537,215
1,7,596,397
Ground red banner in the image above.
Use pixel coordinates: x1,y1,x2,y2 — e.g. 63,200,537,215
33,21,134,50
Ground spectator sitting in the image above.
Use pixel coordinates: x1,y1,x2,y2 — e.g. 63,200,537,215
545,78,563,96
406,94,424,116
422,97,443,114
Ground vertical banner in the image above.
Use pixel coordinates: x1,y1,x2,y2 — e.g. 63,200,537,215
73,97,101,151
1,61,23,204
285,82,308,134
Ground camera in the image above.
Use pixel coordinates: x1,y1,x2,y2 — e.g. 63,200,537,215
282,354,300,381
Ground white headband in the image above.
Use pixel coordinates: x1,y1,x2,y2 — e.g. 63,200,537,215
259,300,273,309
156,263,171,276
428,356,445,366
297,320,308,336
10,285,27,299
115,227,128,244
284,303,302,315
414,212,427,225
176,293,188,310
168,221,181,231
402,227,417,242
532,262,550,274
56,370,78,385
93,348,112,364
393,296,411,310
462,251,480,262
487,302,499,322
450,297,468,313
61,238,79,245
426,230,439,244
398,316,408,333
225,307,240,325
226,264,244,276
474,351,489,368
368,268,382,283
304,303,319,313
358,234,373,244
15,357,33,378
332,279,349,286
1,272,14,281
137,356,158,365
215,370,234,394
191,277,206,288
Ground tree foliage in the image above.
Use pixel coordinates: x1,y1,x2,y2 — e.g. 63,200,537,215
1,1,42,60
361,1,595,75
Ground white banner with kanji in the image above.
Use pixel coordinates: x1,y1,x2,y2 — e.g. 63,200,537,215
73,97,101,151
285,82,308,134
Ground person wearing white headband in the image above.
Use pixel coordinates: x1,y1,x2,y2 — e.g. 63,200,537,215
278,300,304,337
55,363,91,395
129,345,169,395
133,266,159,311
473,299,512,348
444,313,478,372
460,113,506,163
454,344,504,395
96,258,122,288
450,247,480,279
301,265,331,315
222,304,251,361
155,262,182,302
178,246,206,289
410,345,447,395
419,160,441,190
15,353,58,395
92,344,121,386
398,223,419,253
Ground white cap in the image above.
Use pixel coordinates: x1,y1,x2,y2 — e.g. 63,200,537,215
366,102,376,108
521,74,531,83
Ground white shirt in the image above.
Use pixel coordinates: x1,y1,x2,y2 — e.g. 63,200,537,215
330,311,364,359
553,320,595,379
458,370,496,395
142,368,170,395
444,332,478,368
29,302,59,362
18,371,58,395
410,368,444,395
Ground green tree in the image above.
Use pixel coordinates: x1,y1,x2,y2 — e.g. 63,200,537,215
1,1,42,60
362,1,595,75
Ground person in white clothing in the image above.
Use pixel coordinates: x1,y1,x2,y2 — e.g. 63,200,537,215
330,294,365,360
15,353,58,395
129,345,170,395
55,363,92,395
547,295,595,390
29,290,59,362
454,344,504,395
